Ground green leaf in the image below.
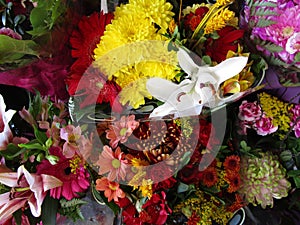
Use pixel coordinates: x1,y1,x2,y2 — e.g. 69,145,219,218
202,55,212,65
18,142,45,151
287,170,300,177
293,176,300,189
256,19,276,27
0,143,26,160
0,35,39,64
41,194,59,225
255,8,277,16
280,150,293,162
34,128,48,144
295,52,300,62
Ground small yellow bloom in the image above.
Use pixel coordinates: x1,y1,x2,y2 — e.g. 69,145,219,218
139,179,153,198
204,8,235,34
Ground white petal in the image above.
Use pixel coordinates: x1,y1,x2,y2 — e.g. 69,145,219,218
146,78,179,102
177,48,200,76
208,56,248,86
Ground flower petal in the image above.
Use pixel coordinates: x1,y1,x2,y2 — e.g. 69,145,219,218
41,174,63,191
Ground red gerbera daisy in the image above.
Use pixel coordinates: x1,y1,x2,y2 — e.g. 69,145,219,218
223,155,240,172
204,26,244,63
201,167,218,187
36,147,90,200
69,11,114,74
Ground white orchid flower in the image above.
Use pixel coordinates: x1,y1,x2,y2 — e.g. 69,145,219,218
146,48,248,118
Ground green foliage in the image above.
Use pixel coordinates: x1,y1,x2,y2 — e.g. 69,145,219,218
58,198,87,222
256,19,276,27
0,35,39,65
42,195,59,225
28,0,67,37
239,140,262,158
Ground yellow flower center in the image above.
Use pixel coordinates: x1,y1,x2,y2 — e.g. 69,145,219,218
112,159,121,169
69,155,83,174
283,26,294,38
119,127,127,136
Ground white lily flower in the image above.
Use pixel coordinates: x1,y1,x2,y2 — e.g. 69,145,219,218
146,48,248,118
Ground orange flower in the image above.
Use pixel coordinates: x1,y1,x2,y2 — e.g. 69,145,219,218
223,155,240,172
227,194,245,213
225,172,241,193
95,177,125,202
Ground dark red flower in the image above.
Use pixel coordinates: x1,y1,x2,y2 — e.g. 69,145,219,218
69,11,113,74
152,176,177,192
225,172,242,193
187,211,201,225
204,26,244,63
184,7,209,31
140,192,171,225
177,164,202,184
200,167,218,187
198,119,219,150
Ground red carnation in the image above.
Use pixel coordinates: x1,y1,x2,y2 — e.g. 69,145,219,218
184,7,209,31
204,26,244,63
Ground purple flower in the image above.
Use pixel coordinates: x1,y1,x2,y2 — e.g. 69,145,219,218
290,104,300,138
253,114,278,136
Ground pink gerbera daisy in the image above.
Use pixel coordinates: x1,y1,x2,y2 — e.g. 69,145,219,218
106,115,139,148
96,146,128,182
36,147,90,200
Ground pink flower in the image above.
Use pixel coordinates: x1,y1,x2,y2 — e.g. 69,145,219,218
291,104,300,137
106,115,139,148
0,27,22,39
36,147,90,201
0,165,62,224
96,146,128,181
95,177,125,202
253,114,278,136
0,94,16,150
238,100,262,122
60,125,82,158
286,32,300,54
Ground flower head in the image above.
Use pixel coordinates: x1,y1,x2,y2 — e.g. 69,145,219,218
36,147,90,200
223,155,240,172
60,125,82,158
95,177,125,202
239,152,291,208
106,115,139,148
0,165,61,223
96,146,128,181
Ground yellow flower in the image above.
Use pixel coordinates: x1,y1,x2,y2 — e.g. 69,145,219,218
139,179,153,198
115,0,174,31
204,8,235,34
216,0,233,6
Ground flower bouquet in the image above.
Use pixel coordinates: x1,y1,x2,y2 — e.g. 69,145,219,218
240,0,300,88
0,0,299,225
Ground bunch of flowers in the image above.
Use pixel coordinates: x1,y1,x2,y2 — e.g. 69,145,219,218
240,0,300,86
0,0,300,225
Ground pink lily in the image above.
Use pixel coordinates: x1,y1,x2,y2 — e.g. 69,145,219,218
60,125,82,158
0,94,16,150
0,165,62,224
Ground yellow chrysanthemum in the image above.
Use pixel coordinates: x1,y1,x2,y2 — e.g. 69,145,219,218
139,179,153,198
204,8,235,34
114,0,174,31
216,0,233,7
94,13,159,61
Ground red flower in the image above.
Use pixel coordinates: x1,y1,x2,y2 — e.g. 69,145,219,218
69,11,113,73
198,119,219,150
140,192,171,225
152,176,177,192
223,155,240,172
227,194,245,213
116,197,141,225
36,147,90,200
66,66,123,112
200,167,218,187
177,164,202,184
204,26,244,63
184,7,209,31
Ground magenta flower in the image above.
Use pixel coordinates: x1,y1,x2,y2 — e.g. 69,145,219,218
106,115,139,148
60,125,82,158
291,104,300,138
253,114,278,136
36,147,90,200
0,94,16,150
238,100,262,122
0,27,22,39
0,165,62,224
96,146,128,181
